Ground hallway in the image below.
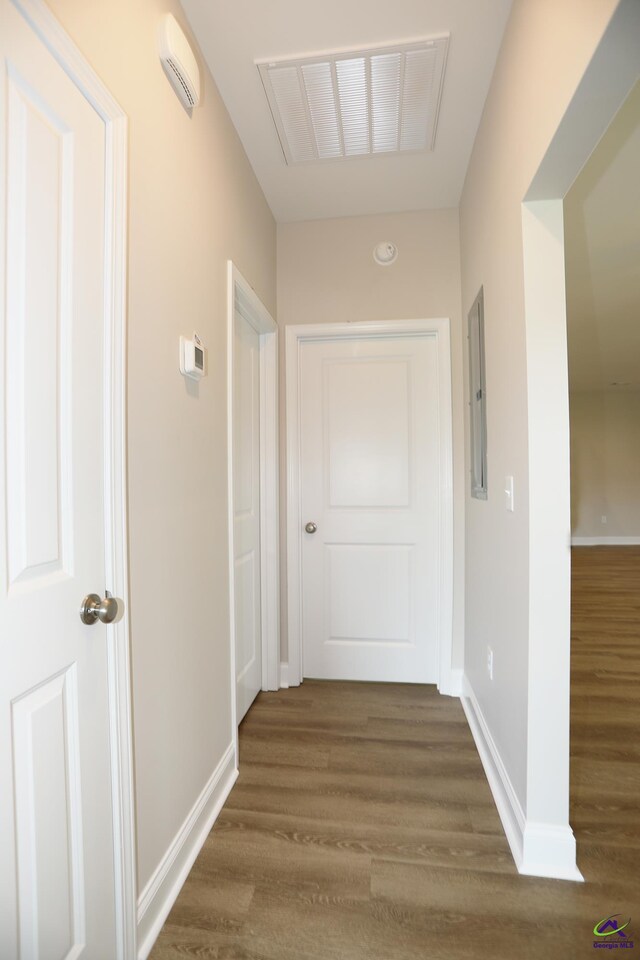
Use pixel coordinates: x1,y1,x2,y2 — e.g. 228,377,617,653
150,550,639,959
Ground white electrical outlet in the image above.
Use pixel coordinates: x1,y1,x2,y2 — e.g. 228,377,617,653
487,646,494,681
601,515,607,524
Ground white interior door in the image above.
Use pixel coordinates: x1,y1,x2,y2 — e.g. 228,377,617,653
0,3,120,954
233,308,262,722
299,335,440,682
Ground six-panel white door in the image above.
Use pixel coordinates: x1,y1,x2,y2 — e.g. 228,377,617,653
299,335,441,682
0,2,119,955
233,308,262,722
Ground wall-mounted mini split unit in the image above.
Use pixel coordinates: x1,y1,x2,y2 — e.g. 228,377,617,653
159,14,201,110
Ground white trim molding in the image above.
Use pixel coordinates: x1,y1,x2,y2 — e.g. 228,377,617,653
227,262,280,736
11,0,137,955
444,668,463,698
461,675,583,882
279,661,290,689
520,823,582,881
136,743,238,960
285,319,454,692
571,536,640,546
460,677,526,867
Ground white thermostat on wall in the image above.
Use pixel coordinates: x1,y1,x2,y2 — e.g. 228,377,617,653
180,333,206,380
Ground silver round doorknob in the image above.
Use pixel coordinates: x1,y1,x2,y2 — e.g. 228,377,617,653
304,522,318,534
80,592,120,625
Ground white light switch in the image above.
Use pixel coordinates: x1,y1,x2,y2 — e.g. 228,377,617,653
505,476,514,512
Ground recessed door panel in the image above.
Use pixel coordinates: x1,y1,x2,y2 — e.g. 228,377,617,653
326,359,411,508
233,321,257,518
12,669,84,959
6,71,73,590
235,550,258,679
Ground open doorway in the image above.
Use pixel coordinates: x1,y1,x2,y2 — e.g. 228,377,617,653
518,0,640,881
563,79,640,869
565,80,640,548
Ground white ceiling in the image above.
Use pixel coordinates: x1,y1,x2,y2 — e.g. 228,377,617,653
565,79,640,394
181,0,513,222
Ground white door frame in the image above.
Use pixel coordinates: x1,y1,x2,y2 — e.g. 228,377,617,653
285,319,454,693
511,0,640,880
227,262,280,739
8,0,136,955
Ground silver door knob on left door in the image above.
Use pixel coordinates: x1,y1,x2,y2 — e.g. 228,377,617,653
80,591,121,625
305,522,318,534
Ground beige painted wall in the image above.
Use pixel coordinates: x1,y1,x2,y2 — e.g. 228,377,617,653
277,210,464,670
459,0,619,815
48,0,276,894
570,390,640,538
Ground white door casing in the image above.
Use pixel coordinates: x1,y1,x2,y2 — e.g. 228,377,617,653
286,320,453,690
0,1,135,956
227,263,279,734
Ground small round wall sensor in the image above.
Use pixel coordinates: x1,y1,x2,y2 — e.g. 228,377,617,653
373,241,398,266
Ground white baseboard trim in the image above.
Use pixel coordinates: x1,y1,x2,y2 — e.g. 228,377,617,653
461,675,582,882
136,741,238,959
279,661,289,689
571,536,640,546
460,676,526,867
521,823,583,881
440,668,463,697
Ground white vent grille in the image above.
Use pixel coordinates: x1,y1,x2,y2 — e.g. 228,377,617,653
166,58,196,107
158,14,201,110
258,37,449,165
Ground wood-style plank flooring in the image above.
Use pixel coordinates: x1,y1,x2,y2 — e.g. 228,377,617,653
150,547,640,959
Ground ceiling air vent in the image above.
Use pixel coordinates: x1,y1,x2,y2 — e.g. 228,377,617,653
257,37,449,165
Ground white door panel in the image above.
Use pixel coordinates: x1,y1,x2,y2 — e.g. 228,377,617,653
326,358,411,507
0,2,118,955
300,336,440,683
233,310,262,721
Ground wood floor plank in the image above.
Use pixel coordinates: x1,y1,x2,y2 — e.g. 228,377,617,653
217,807,514,873
148,925,220,959
150,546,640,960
467,802,507,836
233,762,496,807
364,715,474,743
225,781,477,834
189,826,373,902
370,861,626,960
159,876,255,938
238,739,330,769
